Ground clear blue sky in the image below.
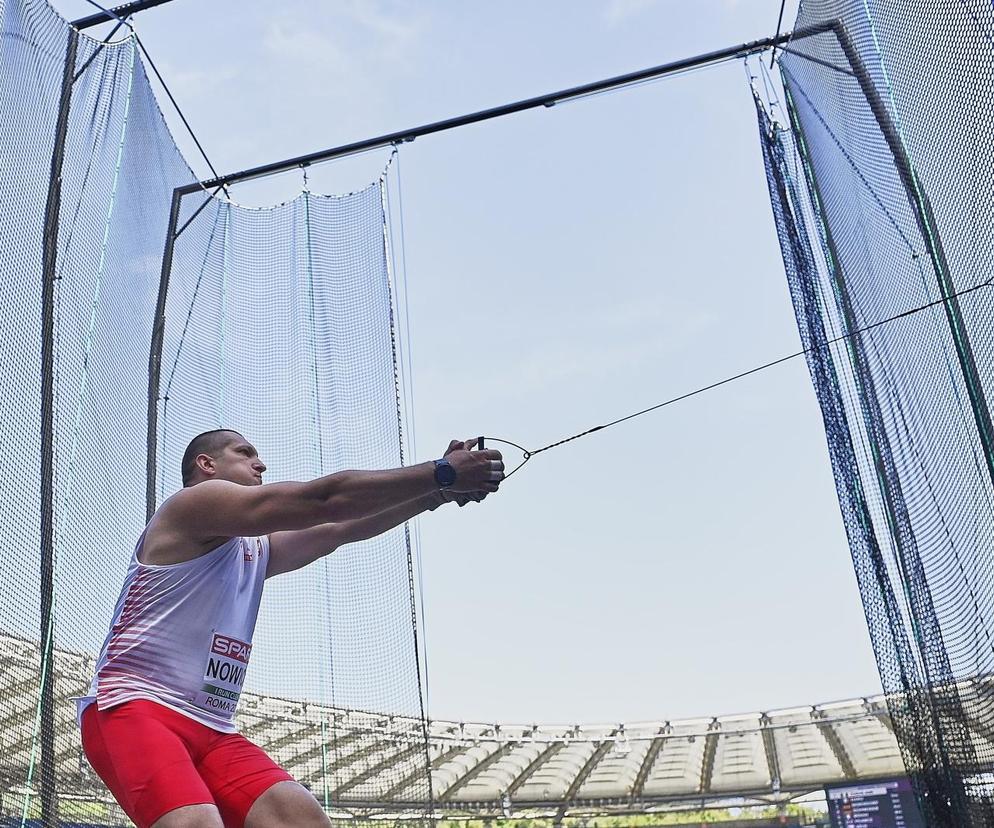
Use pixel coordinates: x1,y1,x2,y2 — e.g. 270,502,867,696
55,0,882,725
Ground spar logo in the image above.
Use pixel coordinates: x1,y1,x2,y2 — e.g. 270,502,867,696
211,633,252,663
197,633,253,715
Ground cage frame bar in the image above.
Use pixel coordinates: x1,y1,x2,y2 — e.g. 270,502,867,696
39,28,80,828
179,33,800,195
146,31,819,507
71,0,175,30
38,3,176,822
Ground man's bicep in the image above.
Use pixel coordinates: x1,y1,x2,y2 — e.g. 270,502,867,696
167,480,329,539
267,523,346,578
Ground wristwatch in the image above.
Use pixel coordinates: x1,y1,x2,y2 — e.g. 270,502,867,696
433,458,457,488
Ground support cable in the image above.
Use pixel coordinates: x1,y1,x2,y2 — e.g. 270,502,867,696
484,277,994,478
132,35,222,181
379,155,436,821
78,0,222,182
78,0,135,29
759,55,781,113
389,150,431,714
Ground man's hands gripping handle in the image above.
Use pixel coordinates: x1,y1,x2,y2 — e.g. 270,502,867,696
430,437,503,509
442,437,504,493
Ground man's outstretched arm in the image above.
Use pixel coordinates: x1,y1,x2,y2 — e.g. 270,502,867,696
163,440,502,543
267,491,452,578
267,440,491,577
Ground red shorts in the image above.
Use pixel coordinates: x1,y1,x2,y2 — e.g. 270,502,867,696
81,699,294,828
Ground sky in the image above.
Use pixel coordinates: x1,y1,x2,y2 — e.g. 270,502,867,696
52,0,884,726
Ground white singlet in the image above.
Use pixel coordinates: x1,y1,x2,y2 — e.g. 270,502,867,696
76,529,269,732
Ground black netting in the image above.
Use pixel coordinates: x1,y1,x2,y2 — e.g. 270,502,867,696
0,0,430,824
755,1,994,824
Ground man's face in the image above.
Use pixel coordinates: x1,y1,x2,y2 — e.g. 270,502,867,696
210,437,267,486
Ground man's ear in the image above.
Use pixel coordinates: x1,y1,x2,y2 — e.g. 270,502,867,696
196,453,215,477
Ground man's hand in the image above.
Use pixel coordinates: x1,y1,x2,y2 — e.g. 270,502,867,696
426,488,485,510
442,437,504,494
442,489,489,508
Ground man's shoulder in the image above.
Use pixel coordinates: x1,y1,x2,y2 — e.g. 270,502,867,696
168,479,235,500
145,483,243,563
158,480,240,516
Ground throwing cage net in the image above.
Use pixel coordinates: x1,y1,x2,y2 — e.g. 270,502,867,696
758,1,994,825
8,0,994,824
0,1,431,824
153,178,432,817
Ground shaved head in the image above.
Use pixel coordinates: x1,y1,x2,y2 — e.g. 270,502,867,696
181,429,243,486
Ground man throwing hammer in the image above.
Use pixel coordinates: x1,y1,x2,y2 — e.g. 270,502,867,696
78,430,503,828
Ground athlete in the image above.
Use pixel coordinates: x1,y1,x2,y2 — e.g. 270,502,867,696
78,429,504,828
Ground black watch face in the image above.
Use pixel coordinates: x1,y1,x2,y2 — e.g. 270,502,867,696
436,461,457,487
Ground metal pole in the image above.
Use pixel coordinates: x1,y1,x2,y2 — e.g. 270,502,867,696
783,82,957,765
38,4,172,818
147,188,183,520
824,20,994,491
40,25,80,828
183,33,798,195
72,0,175,30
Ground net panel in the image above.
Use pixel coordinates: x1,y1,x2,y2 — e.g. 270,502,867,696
1,1,196,822
154,179,431,813
760,1,994,823
0,0,430,822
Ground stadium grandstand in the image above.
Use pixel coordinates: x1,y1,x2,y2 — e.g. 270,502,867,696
0,633,907,824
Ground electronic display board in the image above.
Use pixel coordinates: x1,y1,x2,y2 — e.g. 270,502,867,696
825,778,926,828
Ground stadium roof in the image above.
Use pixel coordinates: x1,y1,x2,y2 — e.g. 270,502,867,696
0,633,906,819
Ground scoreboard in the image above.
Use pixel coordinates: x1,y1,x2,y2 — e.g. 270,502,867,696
825,778,926,828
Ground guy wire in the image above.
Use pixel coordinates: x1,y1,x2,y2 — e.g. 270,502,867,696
134,35,222,182
385,147,432,713
484,276,994,478
78,0,221,182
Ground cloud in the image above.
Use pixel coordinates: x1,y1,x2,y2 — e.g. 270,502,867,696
603,0,660,26
150,62,239,103
604,0,747,24
262,2,424,72
480,304,721,400
339,0,422,44
262,22,351,71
